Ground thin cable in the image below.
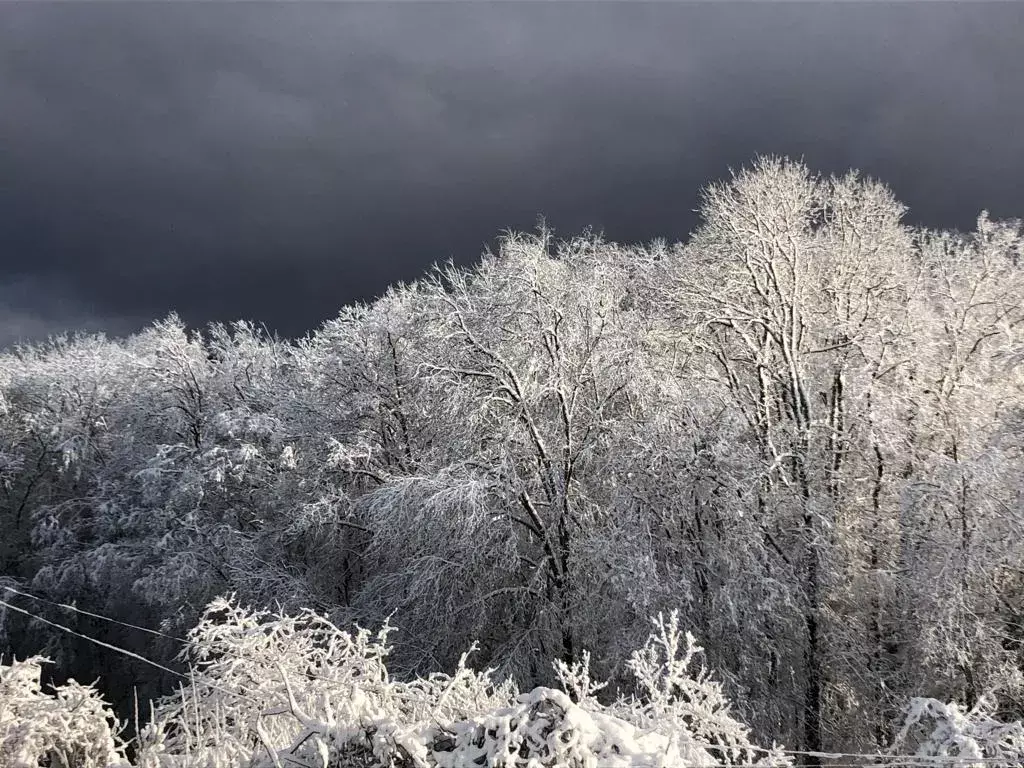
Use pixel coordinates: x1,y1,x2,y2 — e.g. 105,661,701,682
3,583,180,643
711,747,1023,764
679,748,1017,767
2,584,382,694
0,595,256,705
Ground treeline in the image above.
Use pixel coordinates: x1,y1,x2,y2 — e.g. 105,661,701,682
1,157,1022,755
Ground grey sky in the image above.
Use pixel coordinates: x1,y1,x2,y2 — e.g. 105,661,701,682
2,2,1023,347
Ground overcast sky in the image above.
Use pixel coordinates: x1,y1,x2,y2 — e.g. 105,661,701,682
2,2,1023,347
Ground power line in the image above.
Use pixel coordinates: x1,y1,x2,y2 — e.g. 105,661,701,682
1,583,379,694
3,583,197,645
0,594,257,705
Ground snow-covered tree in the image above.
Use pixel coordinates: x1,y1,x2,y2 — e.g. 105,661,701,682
2,156,1023,761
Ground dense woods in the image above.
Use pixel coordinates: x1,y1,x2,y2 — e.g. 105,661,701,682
2,158,1023,765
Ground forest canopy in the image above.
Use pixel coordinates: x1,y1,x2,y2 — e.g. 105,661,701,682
1,157,1023,766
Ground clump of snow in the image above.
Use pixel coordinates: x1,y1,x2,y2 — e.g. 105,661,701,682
428,686,715,768
0,655,128,768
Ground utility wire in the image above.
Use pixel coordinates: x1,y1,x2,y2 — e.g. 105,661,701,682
1,583,383,694
3,583,182,644
0,594,258,705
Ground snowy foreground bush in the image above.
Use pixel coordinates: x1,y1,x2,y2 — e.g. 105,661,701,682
132,602,792,768
2,601,1024,768
4,602,787,768
886,697,1024,767
0,656,127,768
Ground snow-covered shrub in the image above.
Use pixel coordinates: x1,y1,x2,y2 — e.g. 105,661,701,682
134,599,788,768
613,611,791,767
551,649,608,707
0,655,128,768
887,696,1024,768
136,596,517,767
429,686,718,768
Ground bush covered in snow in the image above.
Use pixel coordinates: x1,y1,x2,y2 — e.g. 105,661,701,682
120,599,788,768
11,597,1024,768
0,656,128,768
11,595,1024,768
885,696,1024,768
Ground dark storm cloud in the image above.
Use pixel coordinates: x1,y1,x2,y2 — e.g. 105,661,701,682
0,276,146,350
2,2,1023,344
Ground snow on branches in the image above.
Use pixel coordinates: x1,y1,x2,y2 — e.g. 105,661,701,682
886,696,1024,768
0,656,128,768
122,599,785,768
